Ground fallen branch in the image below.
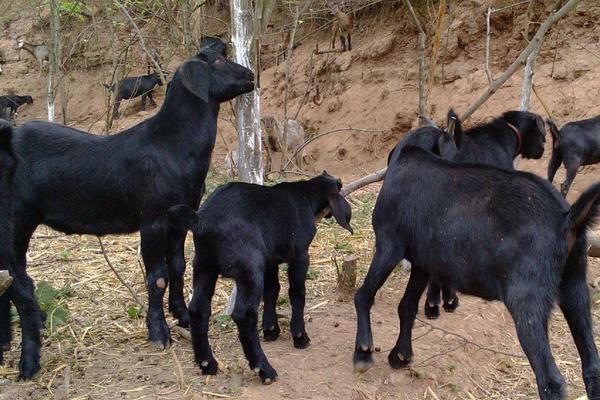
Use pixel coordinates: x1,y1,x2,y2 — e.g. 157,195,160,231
461,0,581,121
97,237,146,311
341,168,386,196
416,316,526,359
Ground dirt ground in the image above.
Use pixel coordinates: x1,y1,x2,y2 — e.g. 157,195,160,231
1,1,600,399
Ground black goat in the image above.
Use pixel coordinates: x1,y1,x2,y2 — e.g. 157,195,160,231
167,172,353,384
104,72,164,120
388,110,547,319
0,95,33,119
354,146,600,400
2,39,254,380
0,120,16,361
199,36,227,56
547,116,600,197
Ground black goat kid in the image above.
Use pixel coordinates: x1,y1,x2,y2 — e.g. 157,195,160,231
104,72,164,120
2,39,254,380
354,146,600,400
547,116,600,197
388,110,547,319
168,172,353,384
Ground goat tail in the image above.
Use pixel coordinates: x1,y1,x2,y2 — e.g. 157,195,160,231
567,182,600,240
545,118,560,148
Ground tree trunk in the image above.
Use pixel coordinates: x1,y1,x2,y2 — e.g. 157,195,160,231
225,0,264,315
48,0,61,122
181,0,194,56
231,0,263,185
337,255,358,301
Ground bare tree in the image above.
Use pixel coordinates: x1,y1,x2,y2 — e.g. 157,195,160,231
225,0,276,315
48,0,62,122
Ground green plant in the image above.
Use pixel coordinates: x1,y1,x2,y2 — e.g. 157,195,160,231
35,281,72,328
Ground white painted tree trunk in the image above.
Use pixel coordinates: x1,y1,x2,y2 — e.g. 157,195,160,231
226,0,264,315
47,0,60,122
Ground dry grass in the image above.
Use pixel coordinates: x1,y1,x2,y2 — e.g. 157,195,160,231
0,171,599,399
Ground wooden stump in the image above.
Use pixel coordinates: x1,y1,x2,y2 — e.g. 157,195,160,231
337,255,358,301
589,231,600,258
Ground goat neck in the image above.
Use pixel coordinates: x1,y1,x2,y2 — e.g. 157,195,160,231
152,76,218,137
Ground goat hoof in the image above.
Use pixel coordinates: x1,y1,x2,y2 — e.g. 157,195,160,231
353,347,374,373
198,358,218,375
388,349,411,369
583,371,600,399
18,354,40,381
263,325,280,342
443,297,459,313
148,318,171,349
258,364,277,384
292,332,310,349
424,302,440,319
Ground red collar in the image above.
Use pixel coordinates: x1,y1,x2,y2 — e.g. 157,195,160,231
506,122,522,157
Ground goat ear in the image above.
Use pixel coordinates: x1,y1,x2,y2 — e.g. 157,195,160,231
179,59,209,102
167,205,198,231
326,193,353,234
535,115,546,137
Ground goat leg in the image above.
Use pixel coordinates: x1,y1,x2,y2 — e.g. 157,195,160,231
262,265,281,342
389,267,429,369
288,253,310,349
189,266,218,375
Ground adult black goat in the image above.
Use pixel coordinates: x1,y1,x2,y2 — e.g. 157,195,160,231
354,146,600,400
388,110,547,319
1,39,254,380
547,116,600,197
167,172,353,384
104,72,164,120
0,95,33,119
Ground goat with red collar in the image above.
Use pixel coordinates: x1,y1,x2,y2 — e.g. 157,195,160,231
452,110,547,168
401,109,548,319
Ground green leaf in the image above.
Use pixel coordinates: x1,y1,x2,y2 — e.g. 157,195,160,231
127,306,140,319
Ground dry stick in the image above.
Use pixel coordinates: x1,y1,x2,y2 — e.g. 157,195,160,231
532,85,553,119
114,0,167,85
293,52,315,121
97,237,146,311
461,0,581,121
280,2,311,175
171,347,185,389
415,316,526,359
485,7,493,84
403,0,428,118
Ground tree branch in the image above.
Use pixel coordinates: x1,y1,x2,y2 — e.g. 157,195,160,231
461,0,581,121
